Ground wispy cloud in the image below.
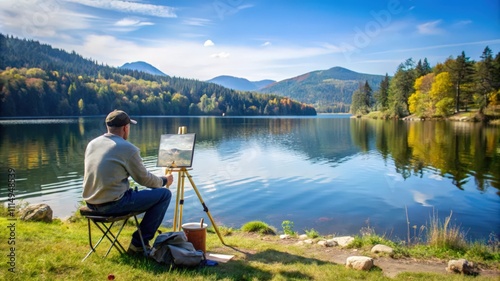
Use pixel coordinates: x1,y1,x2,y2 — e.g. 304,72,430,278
453,20,472,27
261,41,272,47
212,2,254,19
114,17,153,27
183,18,211,27
65,0,177,18
417,20,443,35
369,39,500,55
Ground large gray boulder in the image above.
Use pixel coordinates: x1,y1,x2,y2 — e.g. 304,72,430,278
20,203,53,222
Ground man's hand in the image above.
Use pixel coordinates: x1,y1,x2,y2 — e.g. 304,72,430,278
163,174,174,188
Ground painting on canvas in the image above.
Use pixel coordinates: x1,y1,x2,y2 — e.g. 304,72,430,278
157,133,196,167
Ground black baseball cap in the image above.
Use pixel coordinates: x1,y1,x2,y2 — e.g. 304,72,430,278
105,110,137,127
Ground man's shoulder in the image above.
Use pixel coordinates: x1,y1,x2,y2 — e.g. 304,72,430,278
89,134,138,151
116,138,139,152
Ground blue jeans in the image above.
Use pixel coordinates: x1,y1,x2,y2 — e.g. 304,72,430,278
88,187,172,247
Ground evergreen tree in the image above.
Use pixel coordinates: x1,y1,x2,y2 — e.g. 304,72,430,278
363,80,373,109
445,51,475,112
475,46,500,112
350,81,372,115
388,58,416,118
415,58,432,78
374,74,390,111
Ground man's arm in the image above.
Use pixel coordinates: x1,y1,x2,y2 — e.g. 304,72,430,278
126,151,164,188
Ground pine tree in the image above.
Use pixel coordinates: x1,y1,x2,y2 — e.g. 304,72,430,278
388,58,416,117
374,74,390,111
445,51,475,112
475,46,500,112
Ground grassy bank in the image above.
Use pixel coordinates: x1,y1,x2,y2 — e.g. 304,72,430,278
1,206,499,281
360,106,500,123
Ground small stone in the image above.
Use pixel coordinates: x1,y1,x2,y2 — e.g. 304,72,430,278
331,236,354,247
325,239,338,247
371,244,394,254
304,239,313,244
346,256,374,271
280,234,290,239
446,259,478,275
298,234,308,240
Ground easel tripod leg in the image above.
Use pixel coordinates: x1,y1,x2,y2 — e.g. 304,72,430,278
172,177,181,231
178,170,186,230
185,170,226,245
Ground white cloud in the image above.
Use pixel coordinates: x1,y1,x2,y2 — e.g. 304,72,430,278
0,0,92,39
58,34,345,80
417,20,443,35
65,0,177,18
211,52,230,58
261,41,272,47
204,40,215,47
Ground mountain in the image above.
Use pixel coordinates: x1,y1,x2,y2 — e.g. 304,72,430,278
120,61,167,76
0,34,316,117
260,66,385,113
207,75,275,91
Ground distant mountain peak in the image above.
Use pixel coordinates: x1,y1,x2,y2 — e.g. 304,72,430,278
120,61,167,76
207,75,275,91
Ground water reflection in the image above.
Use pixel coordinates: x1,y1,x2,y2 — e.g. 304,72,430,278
351,119,500,192
1,116,498,196
0,116,498,240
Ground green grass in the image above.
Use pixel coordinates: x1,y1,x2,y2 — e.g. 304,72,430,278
304,228,319,239
1,206,499,280
241,221,276,235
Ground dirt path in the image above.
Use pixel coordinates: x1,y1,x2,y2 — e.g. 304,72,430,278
214,234,500,279
301,243,500,279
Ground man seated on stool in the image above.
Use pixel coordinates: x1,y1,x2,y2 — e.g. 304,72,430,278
82,110,174,254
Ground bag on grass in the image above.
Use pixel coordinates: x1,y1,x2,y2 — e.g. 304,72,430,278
149,231,205,268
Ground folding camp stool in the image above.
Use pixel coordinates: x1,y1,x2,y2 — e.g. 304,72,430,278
79,206,148,261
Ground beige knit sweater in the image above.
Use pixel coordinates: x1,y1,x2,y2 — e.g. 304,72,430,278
82,133,163,204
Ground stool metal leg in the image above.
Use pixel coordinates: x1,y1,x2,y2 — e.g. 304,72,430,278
82,213,146,261
82,218,128,261
102,218,129,257
82,218,96,261
132,215,149,256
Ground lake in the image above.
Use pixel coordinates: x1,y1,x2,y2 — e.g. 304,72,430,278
0,115,499,242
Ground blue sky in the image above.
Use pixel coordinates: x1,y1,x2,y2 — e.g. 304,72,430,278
1,0,499,81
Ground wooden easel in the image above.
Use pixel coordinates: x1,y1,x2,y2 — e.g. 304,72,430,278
165,127,226,245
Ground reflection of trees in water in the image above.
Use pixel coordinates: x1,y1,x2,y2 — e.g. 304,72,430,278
350,119,500,193
1,117,498,197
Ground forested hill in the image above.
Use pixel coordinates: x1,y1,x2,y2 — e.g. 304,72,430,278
0,34,316,117
260,67,385,113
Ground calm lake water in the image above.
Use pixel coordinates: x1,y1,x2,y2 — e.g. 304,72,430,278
1,115,499,241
